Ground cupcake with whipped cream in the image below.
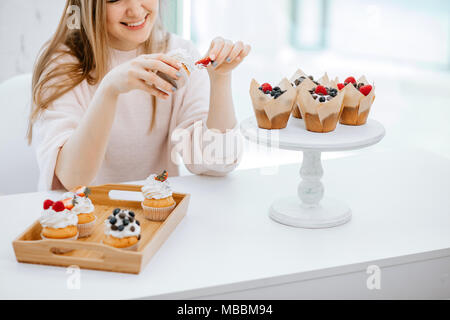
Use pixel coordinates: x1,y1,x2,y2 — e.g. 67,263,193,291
156,48,195,91
103,208,141,251
40,199,78,253
141,170,176,221
62,186,96,238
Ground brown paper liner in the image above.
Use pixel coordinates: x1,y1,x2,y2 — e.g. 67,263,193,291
339,75,375,126
250,78,296,129
40,232,79,254
291,105,302,119
77,216,97,238
141,202,176,221
304,113,340,133
340,107,371,126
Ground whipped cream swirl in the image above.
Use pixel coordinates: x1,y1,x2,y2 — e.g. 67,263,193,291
39,208,78,229
141,174,173,200
62,192,95,215
104,209,141,239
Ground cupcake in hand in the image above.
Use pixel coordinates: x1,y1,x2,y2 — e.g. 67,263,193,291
40,199,78,253
141,170,176,221
62,186,96,238
103,209,141,251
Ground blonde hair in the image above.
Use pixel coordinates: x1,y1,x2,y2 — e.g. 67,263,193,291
28,0,169,144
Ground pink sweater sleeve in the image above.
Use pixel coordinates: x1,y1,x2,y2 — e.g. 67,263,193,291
33,86,86,191
170,47,244,176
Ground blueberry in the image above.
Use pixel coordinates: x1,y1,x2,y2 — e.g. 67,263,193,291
123,218,130,226
128,211,135,217
113,208,120,215
319,97,326,102
330,92,337,97
136,220,140,226
273,86,281,91
129,217,134,223
118,225,125,231
111,225,118,231
258,86,262,91
109,217,117,225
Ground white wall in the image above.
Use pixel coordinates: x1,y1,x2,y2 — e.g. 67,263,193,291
0,1,66,83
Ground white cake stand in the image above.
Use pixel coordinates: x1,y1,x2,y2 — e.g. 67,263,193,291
240,117,385,229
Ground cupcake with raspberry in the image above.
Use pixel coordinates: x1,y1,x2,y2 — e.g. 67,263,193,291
103,209,141,251
141,170,176,221
250,78,297,129
297,84,345,133
62,186,96,238
337,76,375,126
40,199,78,253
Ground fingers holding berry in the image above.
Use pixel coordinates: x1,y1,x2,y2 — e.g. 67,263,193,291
204,37,251,75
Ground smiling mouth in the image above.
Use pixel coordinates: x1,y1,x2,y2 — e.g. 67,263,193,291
121,14,149,27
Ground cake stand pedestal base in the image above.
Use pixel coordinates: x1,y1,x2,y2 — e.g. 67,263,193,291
269,196,352,229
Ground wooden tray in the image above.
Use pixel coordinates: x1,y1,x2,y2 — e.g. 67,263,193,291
12,184,190,274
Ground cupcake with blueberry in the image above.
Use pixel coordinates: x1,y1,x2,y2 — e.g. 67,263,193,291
249,78,297,129
289,69,318,119
337,76,375,126
141,170,176,221
103,209,141,251
40,199,78,253
297,84,345,133
62,186,96,238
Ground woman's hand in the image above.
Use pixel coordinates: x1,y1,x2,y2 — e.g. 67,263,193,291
204,37,251,77
102,54,182,99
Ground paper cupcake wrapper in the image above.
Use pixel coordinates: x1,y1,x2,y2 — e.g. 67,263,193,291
339,75,375,125
77,216,97,238
40,232,79,254
249,78,297,129
101,239,139,252
141,202,176,221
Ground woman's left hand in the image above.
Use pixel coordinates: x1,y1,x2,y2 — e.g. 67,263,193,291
204,37,251,76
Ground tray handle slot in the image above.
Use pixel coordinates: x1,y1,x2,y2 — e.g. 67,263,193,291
89,184,144,207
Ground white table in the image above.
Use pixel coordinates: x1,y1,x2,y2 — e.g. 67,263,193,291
1,149,450,299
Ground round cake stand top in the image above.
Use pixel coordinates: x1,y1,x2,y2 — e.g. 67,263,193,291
240,117,386,152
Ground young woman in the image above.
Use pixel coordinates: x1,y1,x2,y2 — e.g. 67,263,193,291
28,0,250,191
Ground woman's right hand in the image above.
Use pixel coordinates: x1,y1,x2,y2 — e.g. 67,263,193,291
102,53,182,99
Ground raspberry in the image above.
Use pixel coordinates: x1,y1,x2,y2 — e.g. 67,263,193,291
344,77,356,84
52,201,65,212
359,85,373,96
261,83,272,93
43,199,54,210
195,57,212,67
337,83,345,90
314,85,328,95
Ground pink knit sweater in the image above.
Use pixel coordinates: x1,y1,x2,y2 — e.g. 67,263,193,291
33,34,243,191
